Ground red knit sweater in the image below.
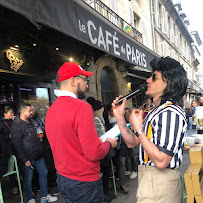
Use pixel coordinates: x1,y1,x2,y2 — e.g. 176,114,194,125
45,96,110,182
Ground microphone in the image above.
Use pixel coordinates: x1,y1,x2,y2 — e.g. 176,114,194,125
116,84,147,105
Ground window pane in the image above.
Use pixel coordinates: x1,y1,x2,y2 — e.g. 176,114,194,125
22,87,49,120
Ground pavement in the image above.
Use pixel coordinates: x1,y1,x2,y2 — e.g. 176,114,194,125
1,150,190,203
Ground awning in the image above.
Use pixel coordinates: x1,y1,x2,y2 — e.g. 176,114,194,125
0,0,160,72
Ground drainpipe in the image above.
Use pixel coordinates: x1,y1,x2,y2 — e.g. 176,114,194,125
150,0,156,53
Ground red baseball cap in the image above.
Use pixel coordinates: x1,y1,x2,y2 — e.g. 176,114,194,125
56,62,93,82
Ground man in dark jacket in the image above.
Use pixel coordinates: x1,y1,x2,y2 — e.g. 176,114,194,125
11,103,57,203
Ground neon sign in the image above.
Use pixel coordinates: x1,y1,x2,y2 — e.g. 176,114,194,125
6,50,24,72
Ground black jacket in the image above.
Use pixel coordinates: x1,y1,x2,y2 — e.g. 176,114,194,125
10,117,44,164
0,118,14,154
0,118,13,141
0,118,13,180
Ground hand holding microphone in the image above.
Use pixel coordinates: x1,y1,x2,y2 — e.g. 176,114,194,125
115,84,147,106
112,84,147,121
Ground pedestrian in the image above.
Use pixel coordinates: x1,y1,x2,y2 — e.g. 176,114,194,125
186,100,199,130
11,103,57,203
142,104,151,118
0,106,16,192
87,96,117,202
45,62,118,203
108,104,129,193
199,96,203,106
112,57,188,203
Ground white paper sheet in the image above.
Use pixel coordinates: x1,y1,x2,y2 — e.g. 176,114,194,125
100,123,131,142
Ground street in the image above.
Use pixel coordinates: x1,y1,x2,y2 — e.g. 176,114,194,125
2,151,190,203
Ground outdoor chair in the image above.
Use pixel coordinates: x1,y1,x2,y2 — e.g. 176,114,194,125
180,173,187,203
0,155,23,203
109,159,117,195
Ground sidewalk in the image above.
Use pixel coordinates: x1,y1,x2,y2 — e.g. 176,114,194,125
2,151,190,203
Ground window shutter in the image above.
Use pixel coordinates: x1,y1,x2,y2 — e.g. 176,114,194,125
141,20,147,46
160,43,165,57
110,0,117,25
129,7,134,27
170,19,174,43
170,18,172,40
175,26,178,47
161,6,166,33
165,12,169,37
179,35,181,54
182,38,185,57
156,0,160,27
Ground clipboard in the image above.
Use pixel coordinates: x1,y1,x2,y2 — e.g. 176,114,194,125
100,123,131,142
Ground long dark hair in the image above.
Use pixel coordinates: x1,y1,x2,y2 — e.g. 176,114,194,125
150,57,188,105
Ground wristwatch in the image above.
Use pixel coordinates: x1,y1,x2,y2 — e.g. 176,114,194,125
136,130,143,137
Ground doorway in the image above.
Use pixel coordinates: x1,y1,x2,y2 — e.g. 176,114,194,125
100,67,115,105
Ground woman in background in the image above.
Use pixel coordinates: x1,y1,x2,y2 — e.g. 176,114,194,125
186,100,199,130
87,97,116,202
0,106,17,194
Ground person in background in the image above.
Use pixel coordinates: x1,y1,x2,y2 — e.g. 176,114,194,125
124,108,130,123
0,106,18,194
143,104,151,119
186,100,199,130
124,108,138,180
107,103,117,128
129,107,133,114
87,96,117,202
31,107,45,133
107,104,129,193
144,96,154,108
11,103,57,203
199,96,203,106
45,62,118,203
112,57,188,203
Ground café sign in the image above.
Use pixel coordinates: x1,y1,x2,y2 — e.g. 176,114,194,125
6,50,24,72
0,0,159,71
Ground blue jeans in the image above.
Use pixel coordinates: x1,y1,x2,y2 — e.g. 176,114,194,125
21,157,48,201
119,156,126,186
57,173,104,203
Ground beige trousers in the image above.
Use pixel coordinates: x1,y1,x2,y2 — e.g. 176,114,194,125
136,165,182,203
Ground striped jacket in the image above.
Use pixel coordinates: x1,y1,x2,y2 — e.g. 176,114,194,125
140,101,187,169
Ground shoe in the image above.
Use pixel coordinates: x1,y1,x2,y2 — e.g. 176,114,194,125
53,188,60,196
130,171,137,179
27,199,36,203
41,194,58,203
12,187,18,194
120,185,128,193
105,192,116,200
104,194,112,202
125,171,131,176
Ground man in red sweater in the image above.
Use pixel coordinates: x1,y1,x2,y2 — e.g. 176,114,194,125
45,62,118,203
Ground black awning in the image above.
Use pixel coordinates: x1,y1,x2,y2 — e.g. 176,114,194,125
0,0,159,72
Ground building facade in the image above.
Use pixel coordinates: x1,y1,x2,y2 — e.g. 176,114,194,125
0,0,202,114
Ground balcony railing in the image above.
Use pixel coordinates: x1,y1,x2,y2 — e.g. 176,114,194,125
82,0,142,43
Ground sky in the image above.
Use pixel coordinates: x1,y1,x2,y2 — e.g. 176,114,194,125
181,0,203,64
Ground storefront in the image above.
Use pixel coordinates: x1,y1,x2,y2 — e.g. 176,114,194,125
0,0,161,109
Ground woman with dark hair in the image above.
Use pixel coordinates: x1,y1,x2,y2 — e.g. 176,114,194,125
186,100,199,129
112,57,188,203
87,97,116,202
0,106,17,193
